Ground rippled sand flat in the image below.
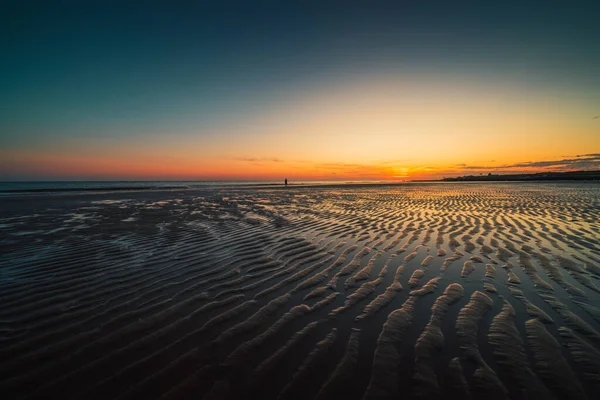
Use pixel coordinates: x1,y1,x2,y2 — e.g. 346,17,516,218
1,183,599,399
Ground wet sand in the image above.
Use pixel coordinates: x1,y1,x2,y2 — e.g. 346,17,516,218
1,182,599,399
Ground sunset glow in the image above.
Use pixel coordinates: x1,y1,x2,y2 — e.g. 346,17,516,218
2,2,599,181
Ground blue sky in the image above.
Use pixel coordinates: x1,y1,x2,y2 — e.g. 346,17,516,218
1,1,599,179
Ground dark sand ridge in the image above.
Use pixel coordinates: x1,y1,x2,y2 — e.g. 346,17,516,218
0,182,599,399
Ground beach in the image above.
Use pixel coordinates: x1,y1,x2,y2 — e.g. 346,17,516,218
1,182,599,399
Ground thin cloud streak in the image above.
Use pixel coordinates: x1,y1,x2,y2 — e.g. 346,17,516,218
234,157,283,163
456,154,600,171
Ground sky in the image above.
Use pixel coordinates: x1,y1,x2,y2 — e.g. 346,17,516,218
1,0,599,181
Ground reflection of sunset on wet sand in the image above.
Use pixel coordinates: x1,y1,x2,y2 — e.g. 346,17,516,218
1,183,599,399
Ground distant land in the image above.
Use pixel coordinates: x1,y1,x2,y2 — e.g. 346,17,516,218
437,170,600,182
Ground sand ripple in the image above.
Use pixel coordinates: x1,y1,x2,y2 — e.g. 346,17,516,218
1,182,599,399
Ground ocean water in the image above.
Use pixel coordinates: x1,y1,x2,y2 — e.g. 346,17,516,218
0,180,278,192
0,180,398,195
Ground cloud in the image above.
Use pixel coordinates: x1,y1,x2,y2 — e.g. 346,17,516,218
456,165,497,170
456,154,600,171
311,162,396,179
576,153,600,158
235,156,283,163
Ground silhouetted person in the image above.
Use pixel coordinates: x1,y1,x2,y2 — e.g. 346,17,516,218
285,178,288,186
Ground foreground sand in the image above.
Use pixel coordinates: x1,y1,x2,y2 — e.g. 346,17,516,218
1,182,599,399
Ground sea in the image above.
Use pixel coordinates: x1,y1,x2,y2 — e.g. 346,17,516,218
0,180,398,195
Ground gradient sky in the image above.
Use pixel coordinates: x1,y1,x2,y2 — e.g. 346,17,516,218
1,1,599,180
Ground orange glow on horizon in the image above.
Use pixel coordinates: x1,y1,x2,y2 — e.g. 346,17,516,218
2,75,598,181
2,147,598,182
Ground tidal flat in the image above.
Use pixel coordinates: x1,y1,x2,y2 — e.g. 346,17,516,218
1,182,599,399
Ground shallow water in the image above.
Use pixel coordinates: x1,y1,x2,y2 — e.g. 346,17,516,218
0,182,599,399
